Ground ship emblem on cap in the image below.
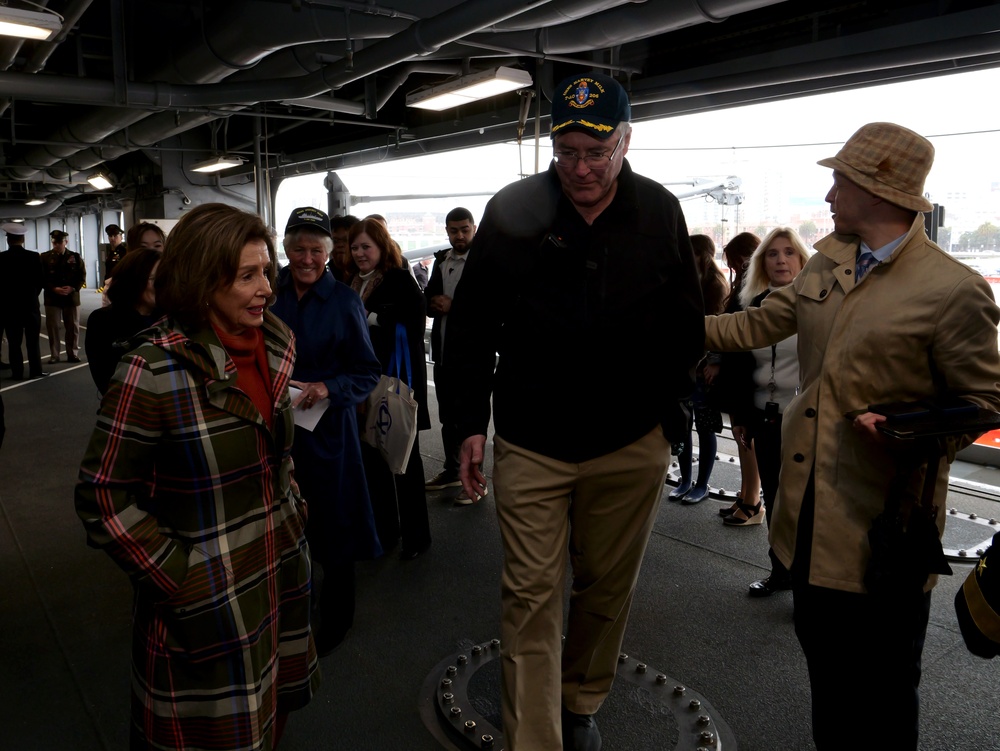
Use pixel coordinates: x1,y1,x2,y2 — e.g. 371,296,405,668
567,77,603,109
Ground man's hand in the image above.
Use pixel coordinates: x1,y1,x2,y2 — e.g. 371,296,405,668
702,362,720,386
852,411,888,441
429,295,452,314
459,435,488,502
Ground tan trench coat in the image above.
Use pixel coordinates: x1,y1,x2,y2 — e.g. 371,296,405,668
705,216,1000,593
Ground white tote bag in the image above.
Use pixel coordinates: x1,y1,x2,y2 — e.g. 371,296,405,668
363,323,419,474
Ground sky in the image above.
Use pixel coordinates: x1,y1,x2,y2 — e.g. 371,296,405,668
276,66,1000,239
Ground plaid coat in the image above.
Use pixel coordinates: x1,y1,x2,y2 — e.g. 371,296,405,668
76,312,320,750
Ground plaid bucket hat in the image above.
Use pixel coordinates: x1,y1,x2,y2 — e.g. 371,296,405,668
818,122,934,212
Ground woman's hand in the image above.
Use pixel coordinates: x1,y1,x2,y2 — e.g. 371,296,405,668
290,379,329,410
732,424,750,448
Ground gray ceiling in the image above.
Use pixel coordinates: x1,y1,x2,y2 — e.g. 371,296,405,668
1,0,998,219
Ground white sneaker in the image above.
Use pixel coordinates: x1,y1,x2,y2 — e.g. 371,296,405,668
454,486,487,506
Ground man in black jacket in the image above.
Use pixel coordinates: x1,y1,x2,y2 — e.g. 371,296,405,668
0,223,46,379
447,73,703,751
424,207,477,498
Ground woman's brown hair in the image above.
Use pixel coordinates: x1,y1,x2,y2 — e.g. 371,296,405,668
689,234,729,315
721,232,760,310
155,203,276,328
346,218,404,276
107,247,162,310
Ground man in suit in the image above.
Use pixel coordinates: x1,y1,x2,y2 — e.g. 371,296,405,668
0,223,46,379
423,207,477,500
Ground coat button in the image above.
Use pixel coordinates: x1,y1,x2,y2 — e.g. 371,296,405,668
793,453,805,462
845,269,853,275
819,290,828,298
805,408,816,418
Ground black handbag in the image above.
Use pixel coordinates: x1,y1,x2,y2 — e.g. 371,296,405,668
864,441,952,597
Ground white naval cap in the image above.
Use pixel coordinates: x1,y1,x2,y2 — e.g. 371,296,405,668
2,222,27,235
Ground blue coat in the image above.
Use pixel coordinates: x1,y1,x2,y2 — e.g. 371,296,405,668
271,268,383,562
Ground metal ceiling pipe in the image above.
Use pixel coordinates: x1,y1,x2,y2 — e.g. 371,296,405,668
61,111,224,174
629,31,1000,105
22,0,95,74
374,62,465,111
488,0,636,31
470,0,789,55
2,108,152,181
0,0,425,182
163,0,416,85
305,0,556,90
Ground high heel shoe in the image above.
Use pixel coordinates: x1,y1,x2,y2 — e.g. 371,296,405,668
719,491,743,517
719,499,739,517
668,480,691,501
723,500,763,526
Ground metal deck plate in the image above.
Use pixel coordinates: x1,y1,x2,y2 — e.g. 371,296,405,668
420,639,737,750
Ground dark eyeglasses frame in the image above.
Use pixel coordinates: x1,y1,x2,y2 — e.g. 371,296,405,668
553,132,625,170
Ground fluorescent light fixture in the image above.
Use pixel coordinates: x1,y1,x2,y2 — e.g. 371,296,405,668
0,6,62,41
191,155,246,173
25,195,45,206
406,66,532,111
87,171,113,190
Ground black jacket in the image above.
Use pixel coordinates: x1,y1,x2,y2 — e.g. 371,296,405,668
0,246,44,313
362,267,431,431
84,305,157,395
446,160,705,463
423,247,452,363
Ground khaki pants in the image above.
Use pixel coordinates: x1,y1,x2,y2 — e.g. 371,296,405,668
44,304,79,359
493,427,671,750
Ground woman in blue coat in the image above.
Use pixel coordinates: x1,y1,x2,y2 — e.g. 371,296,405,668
271,206,382,656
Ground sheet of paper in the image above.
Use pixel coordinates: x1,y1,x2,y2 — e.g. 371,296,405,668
288,386,330,432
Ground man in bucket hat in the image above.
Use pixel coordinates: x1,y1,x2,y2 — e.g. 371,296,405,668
446,72,703,750
705,122,1000,749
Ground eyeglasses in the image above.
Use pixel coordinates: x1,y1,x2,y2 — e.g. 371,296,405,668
553,133,624,170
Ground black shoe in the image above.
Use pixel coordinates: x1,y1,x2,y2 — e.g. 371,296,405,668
425,470,461,490
562,709,601,751
30,372,49,379
748,574,792,598
67,355,81,363
315,625,350,657
719,499,739,517
399,540,430,560
0,361,10,370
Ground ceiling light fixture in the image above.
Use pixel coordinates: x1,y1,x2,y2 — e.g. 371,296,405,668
87,171,113,190
191,155,246,173
0,6,63,41
25,195,45,206
406,66,533,111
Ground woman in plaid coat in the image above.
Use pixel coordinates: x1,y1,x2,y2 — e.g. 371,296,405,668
76,204,320,750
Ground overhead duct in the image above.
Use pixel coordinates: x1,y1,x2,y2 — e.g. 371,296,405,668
0,0,417,182
0,0,556,183
466,0,789,55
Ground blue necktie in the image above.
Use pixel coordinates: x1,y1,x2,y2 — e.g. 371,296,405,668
855,251,878,283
